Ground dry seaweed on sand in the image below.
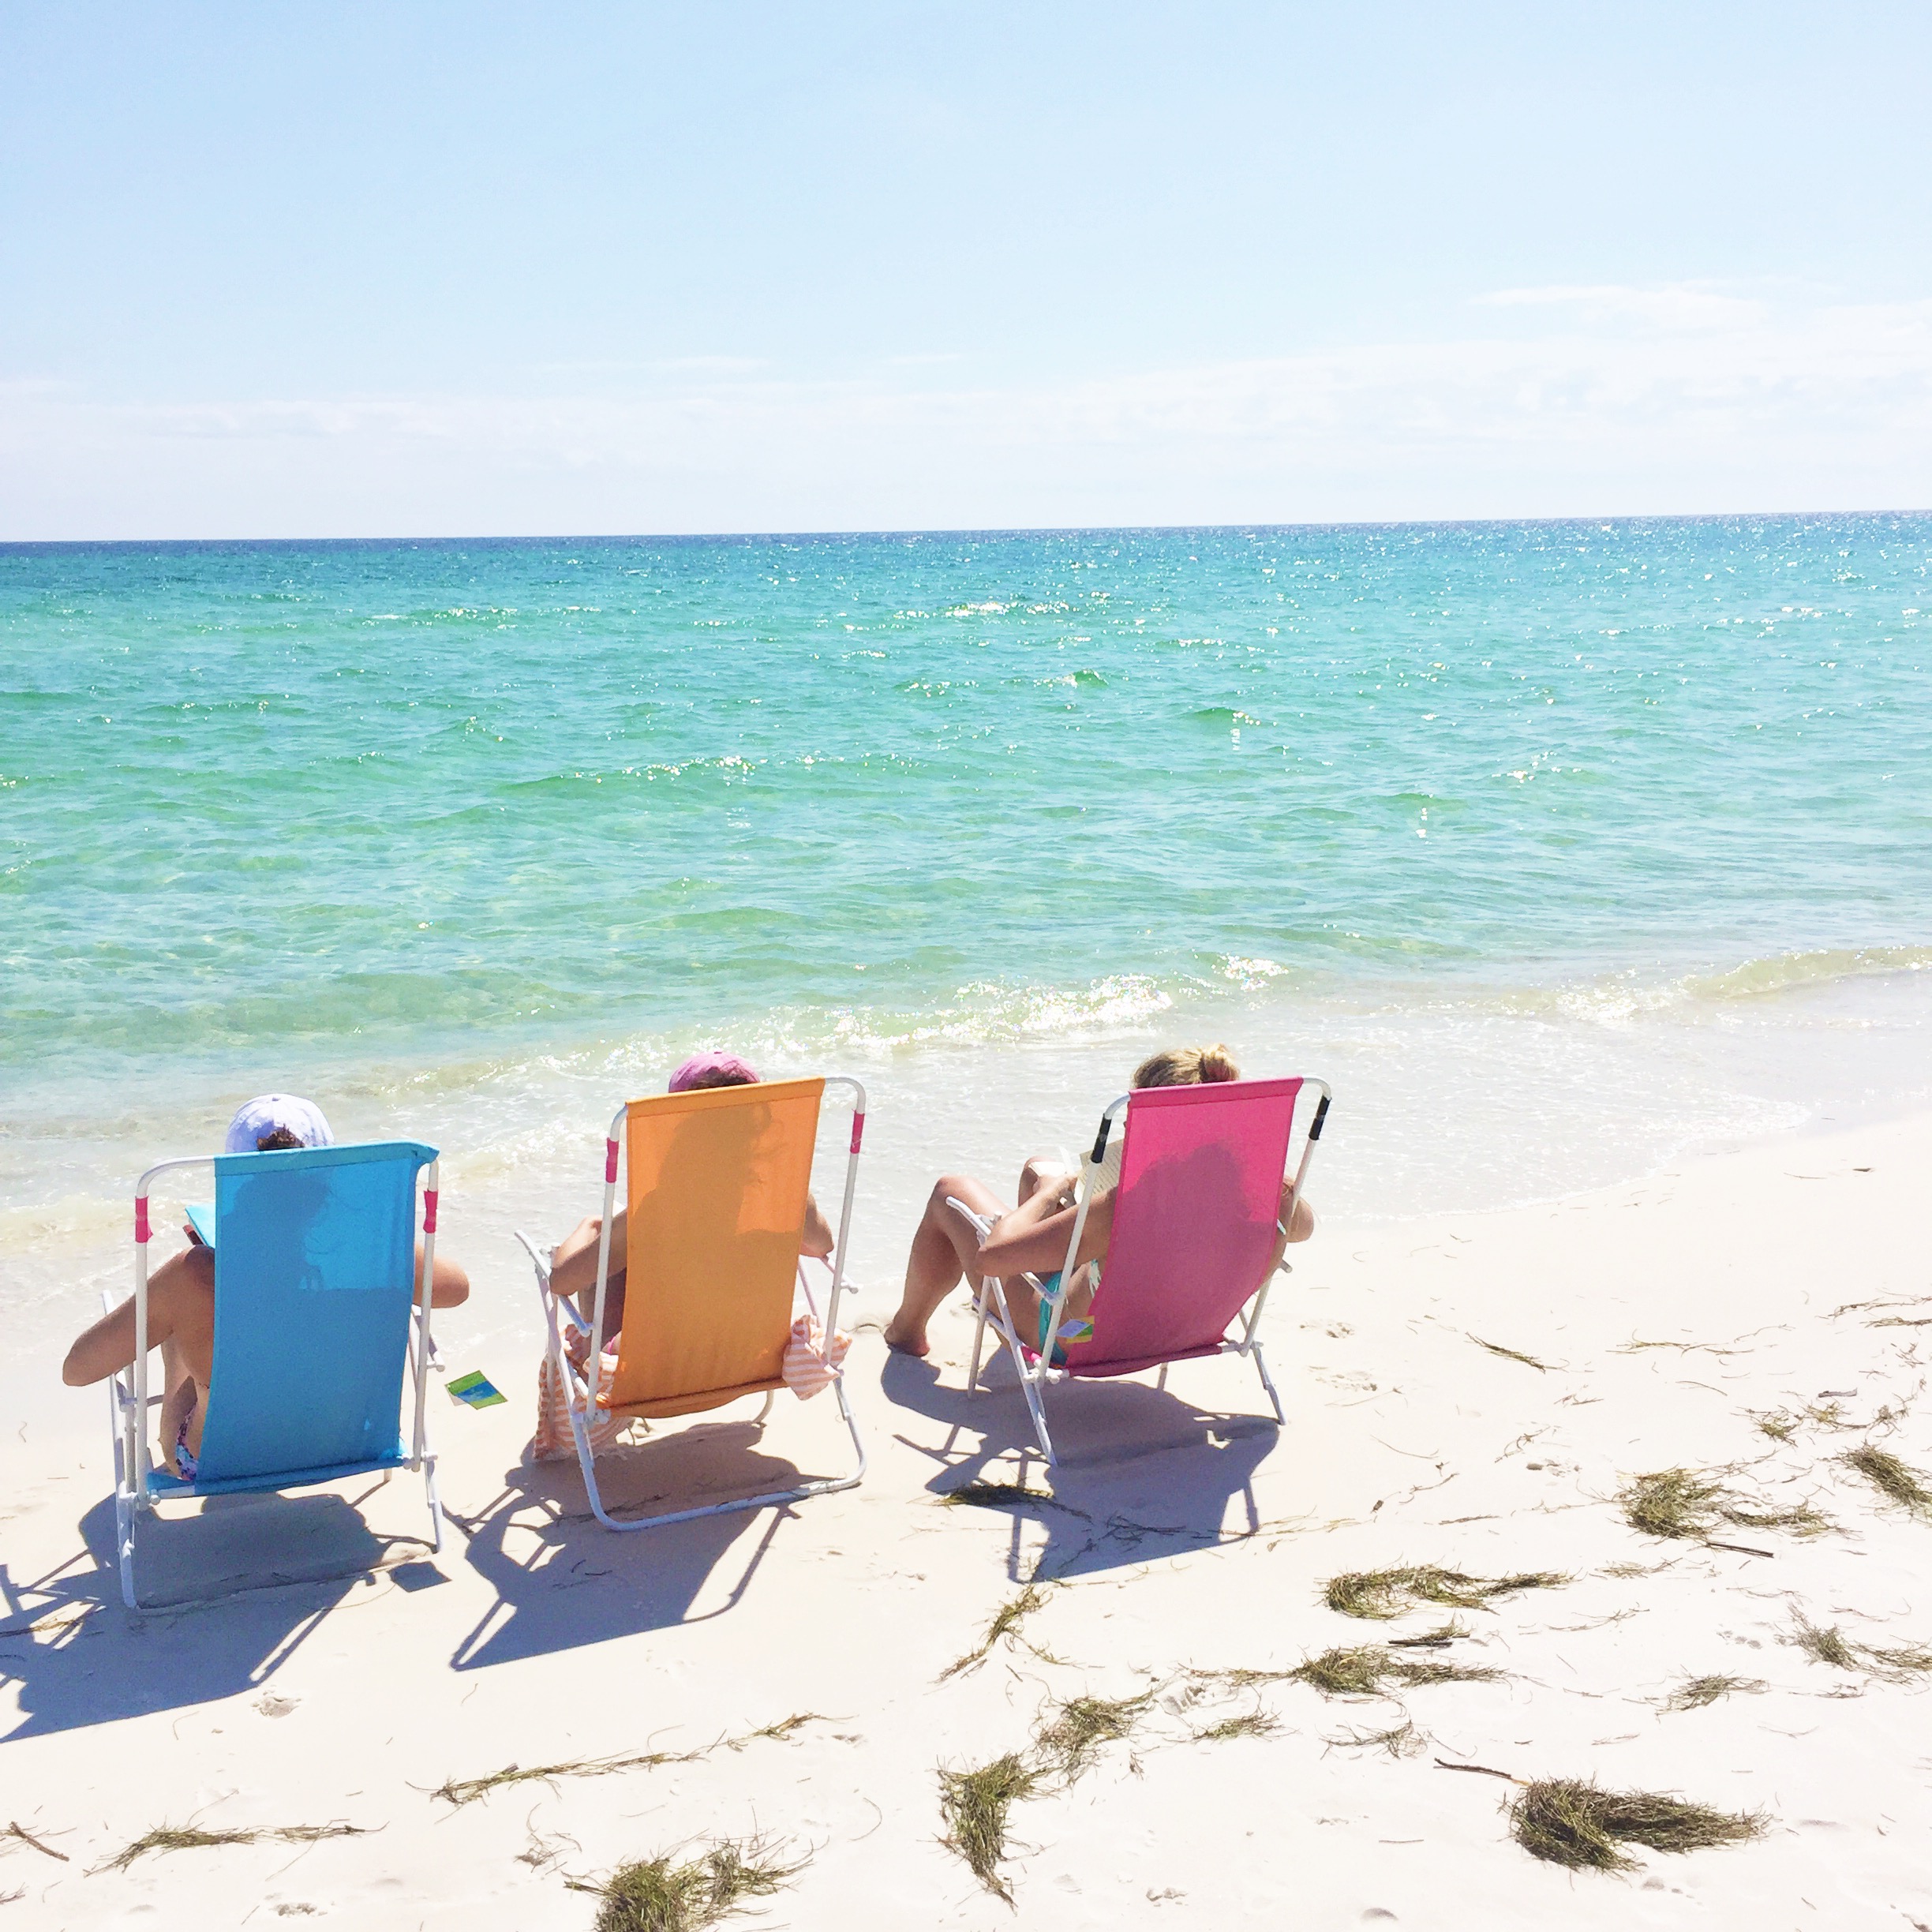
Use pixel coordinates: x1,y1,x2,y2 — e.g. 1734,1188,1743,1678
1390,1620,1470,1648
1784,1609,1932,1681
728,1713,823,1749
1787,1613,1861,1670
1033,1690,1155,1781
1859,1641,1932,1683
1324,1566,1566,1620
941,1584,1054,1680
1842,1445,1932,1519
434,1716,825,1807
1187,1663,1298,1689
941,1479,1083,1517
938,1755,1043,1903
1660,1674,1767,1712
1192,1710,1279,1743
1507,1779,1763,1871
1291,1645,1500,1698
1620,1468,1728,1539
95,1824,369,1874
1466,1335,1552,1372
1619,1466,1829,1541
567,1838,805,1932
2,1823,67,1863
1720,1499,1833,1537
1325,1719,1425,1758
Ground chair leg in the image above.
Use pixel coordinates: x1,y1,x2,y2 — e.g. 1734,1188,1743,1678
107,1373,141,1611
966,1289,989,1394
1017,1371,1058,1466
569,1376,867,1533
116,1492,138,1611
1252,1343,1286,1425
1155,1363,1169,1391
423,1456,445,1554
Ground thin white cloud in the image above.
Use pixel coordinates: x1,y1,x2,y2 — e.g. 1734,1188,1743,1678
1475,281,1769,331
5,290,1929,535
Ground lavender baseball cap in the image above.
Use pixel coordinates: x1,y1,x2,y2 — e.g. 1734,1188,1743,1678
223,1094,335,1154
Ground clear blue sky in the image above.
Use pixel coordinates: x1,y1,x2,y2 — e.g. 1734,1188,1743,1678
4,2,1928,537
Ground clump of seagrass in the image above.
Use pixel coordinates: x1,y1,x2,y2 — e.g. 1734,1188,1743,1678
1292,1645,1500,1698
434,1715,822,1807
1508,1779,1763,1871
942,1480,1078,1515
941,1585,1053,1680
938,1685,1159,1900
568,1839,804,1932
1324,1565,1566,1621
95,1824,369,1874
1619,1467,1829,1541
1193,1711,1279,1743
1660,1674,1767,1713
938,1755,1043,1904
1034,1691,1154,1780
1788,1612,1932,1682
1842,1445,1932,1520
1788,1613,1860,1670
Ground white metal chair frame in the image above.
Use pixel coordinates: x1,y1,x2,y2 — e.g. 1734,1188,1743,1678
959,1082,1331,1465
515,1076,869,1532
112,1154,444,1612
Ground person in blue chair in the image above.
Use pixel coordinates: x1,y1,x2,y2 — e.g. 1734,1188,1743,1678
62,1095,470,1478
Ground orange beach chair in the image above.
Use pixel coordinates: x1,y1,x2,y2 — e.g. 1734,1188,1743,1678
515,1076,867,1530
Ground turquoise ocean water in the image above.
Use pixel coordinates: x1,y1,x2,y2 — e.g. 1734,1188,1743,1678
4,517,1931,1335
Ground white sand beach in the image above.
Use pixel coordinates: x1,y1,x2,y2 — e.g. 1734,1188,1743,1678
4,1107,1930,1928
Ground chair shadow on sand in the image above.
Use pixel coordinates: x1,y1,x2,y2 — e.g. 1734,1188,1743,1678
447,1406,838,1671
1,1481,447,1741
881,1346,1282,1584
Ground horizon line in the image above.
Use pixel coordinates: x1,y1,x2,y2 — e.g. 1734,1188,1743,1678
5,505,1930,550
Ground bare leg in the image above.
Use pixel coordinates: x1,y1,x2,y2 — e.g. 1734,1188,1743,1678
884,1174,1010,1358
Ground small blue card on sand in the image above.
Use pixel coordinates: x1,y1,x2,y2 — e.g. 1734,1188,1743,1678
446,1369,507,1410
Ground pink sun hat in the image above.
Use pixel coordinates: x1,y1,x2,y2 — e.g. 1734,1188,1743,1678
668,1050,762,1093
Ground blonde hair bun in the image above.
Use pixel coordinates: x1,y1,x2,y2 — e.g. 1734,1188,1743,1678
1132,1043,1242,1088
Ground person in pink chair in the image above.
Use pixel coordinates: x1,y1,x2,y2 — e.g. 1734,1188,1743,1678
883,1044,1315,1363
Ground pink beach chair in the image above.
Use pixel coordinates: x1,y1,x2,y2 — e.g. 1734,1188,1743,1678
957,1076,1331,1464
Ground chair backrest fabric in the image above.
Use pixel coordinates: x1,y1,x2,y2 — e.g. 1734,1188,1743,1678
197,1141,436,1481
608,1078,824,1413
1061,1077,1301,1377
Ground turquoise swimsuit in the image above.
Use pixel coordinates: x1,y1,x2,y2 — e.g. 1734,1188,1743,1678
1034,1272,1095,1365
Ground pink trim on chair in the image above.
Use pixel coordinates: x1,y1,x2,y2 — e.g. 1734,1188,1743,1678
134,1197,150,1244
422,1189,439,1233
605,1138,620,1184
850,1112,867,1155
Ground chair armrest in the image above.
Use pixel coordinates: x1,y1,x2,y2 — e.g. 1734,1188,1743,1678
515,1229,590,1334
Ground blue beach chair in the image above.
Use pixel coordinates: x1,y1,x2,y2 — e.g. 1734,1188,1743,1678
110,1140,444,1610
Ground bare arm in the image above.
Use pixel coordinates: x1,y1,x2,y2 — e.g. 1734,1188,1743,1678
975,1187,1114,1281
62,1245,215,1386
64,1294,147,1387
803,1192,835,1260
